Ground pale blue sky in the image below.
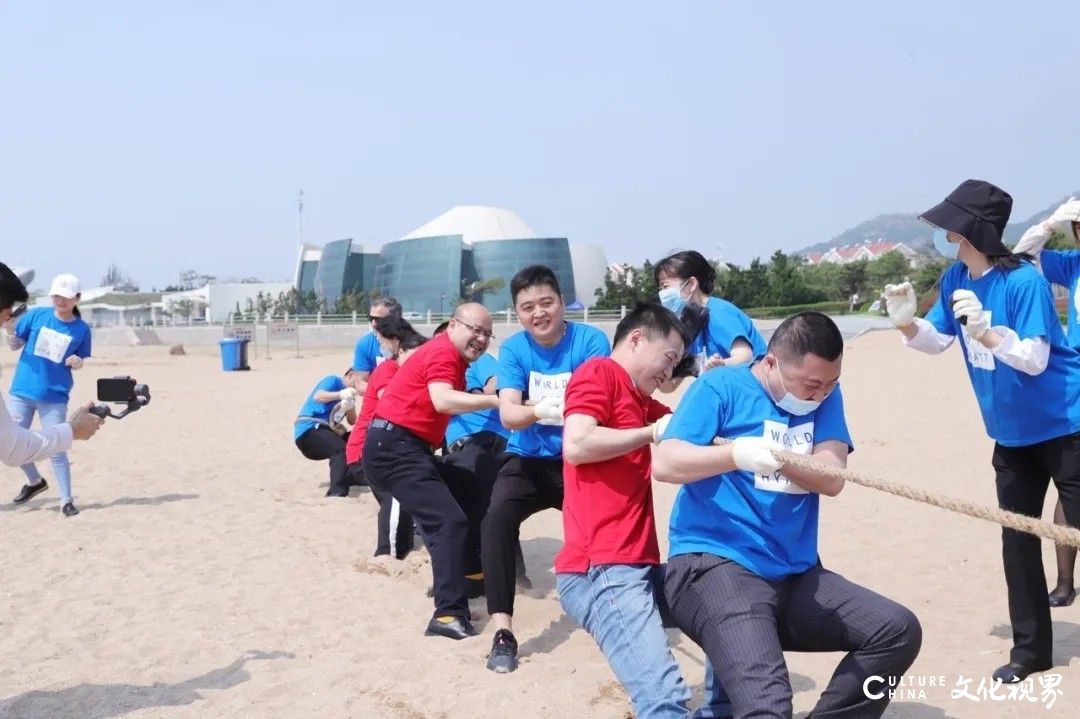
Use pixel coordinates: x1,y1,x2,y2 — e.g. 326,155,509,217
2,1,1078,291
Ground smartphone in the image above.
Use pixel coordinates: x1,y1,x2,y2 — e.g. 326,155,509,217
97,376,137,403
10,303,27,321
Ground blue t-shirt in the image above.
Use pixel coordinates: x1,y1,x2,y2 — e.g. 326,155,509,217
497,322,611,458
9,307,92,404
688,297,768,369
1038,250,1080,349
445,353,509,447
352,332,383,373
927,262,1080,447
294,375,346,440
666,367,853,581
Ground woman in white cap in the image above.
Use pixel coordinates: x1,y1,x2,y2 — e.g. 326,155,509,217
884,179,1080,684
1013,197,1080,608
4,273,92,517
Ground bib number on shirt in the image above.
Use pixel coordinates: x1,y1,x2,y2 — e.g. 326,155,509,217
528,370,571,426
961,310,995,371
753,419,813,495
33,327,73,364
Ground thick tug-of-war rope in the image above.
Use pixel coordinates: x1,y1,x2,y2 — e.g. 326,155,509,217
710,438,1080,549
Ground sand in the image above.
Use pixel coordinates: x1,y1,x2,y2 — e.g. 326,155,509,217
1,329,1078,718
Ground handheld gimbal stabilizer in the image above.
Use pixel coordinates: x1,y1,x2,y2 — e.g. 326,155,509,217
89,376,151,420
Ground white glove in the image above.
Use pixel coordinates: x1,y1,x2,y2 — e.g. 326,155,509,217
65,356,84,370
533,395,564,422
951,289,989,340
1047,198,1080,231
731,437,783,475
338,387,358,401
650,414,671,444
883,282,917,328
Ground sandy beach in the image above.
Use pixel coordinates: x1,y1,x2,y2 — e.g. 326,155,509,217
1,328,1078,718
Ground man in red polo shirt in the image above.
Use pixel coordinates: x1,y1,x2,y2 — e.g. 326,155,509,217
362,302,500,640
557,303,722,719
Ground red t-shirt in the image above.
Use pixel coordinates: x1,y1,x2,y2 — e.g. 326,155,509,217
554,357,672,573
375,332,466,446
346,359,399,465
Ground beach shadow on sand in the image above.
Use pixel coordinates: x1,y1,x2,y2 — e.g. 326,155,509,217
990,620,1080,665
0,649,294,718
0,492,200,514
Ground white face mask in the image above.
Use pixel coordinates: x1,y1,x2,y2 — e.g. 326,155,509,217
771,360,824,416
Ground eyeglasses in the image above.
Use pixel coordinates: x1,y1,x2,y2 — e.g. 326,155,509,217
454,318,495,340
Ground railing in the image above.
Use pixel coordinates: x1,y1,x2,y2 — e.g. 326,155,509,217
92,307,633,329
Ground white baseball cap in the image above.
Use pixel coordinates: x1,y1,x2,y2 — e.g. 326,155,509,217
49,274,82,299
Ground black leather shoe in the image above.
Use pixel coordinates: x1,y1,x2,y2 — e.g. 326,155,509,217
992,661,1051,684
424,616,478,640
61,502,79,517
13,480,47,504
324,487,350,497
1049,588,1077,608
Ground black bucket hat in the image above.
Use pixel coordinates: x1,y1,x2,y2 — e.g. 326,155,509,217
919,179,1013,256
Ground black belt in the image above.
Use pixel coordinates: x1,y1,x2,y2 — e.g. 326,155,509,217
370,418,432,450
447,431,506,455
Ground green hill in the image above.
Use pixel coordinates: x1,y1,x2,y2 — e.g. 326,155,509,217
798,192,1079,256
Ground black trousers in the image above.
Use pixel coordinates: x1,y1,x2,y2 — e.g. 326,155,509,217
481,454,563,616
363,421,470,619
295,427,349,494
665,553,922,719
440,432,503,576
349,462,414,559
992,431,1080,668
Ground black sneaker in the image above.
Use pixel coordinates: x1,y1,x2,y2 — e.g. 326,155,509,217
13,480,47,504
61,502,79,517
486,629,519,673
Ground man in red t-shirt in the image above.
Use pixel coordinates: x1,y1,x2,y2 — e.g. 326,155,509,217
556,303,703,719
362,302,500,641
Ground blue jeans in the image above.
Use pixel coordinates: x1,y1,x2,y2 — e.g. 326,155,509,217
7,395,72,502
558,564,731,719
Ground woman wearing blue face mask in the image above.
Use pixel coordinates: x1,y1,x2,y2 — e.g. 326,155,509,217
884,179,1080,685
654,251,767,390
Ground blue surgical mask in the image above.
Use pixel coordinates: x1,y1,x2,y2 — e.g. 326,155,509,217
659,281,689,314
933,228,959,260
771,361,823,416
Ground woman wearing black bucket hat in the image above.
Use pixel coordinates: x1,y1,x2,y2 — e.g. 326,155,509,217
882,179,1080,683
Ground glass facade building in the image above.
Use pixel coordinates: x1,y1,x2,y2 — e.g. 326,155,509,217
469,238,576,310
372,235,465,313
295,208,604,312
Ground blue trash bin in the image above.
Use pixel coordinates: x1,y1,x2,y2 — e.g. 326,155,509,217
219,338,242,371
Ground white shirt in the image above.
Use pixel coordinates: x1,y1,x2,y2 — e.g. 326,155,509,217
0,388,73,466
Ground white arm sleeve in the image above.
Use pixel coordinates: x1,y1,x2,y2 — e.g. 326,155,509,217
902,317,956,355
3,329,24,350
1013,224,1051,258
0,392,74,466
989,329,1050,376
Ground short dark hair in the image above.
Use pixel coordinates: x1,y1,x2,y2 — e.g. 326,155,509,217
654,250,717,294
768,311,843,363
433,320,450,335
510,265,561,304
613,303,692,348
0,262,30,310
372,315,417,341
370,296,402,319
